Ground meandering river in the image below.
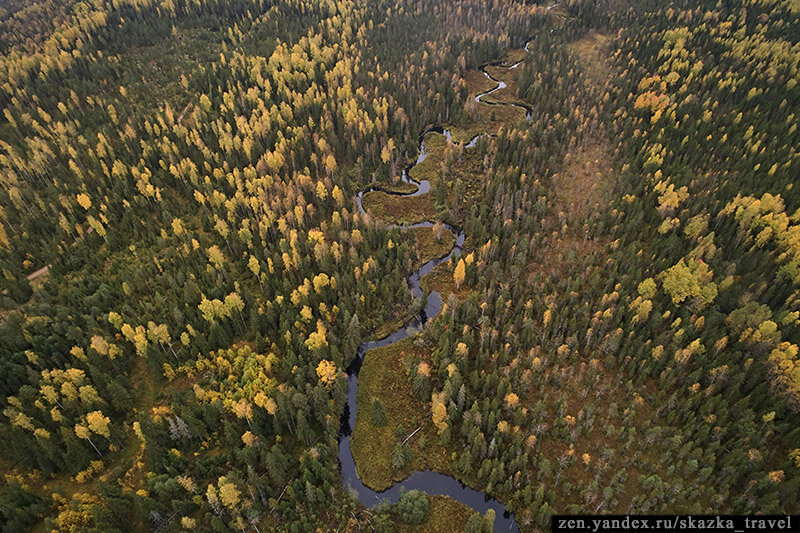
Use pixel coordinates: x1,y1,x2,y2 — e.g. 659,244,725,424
338,30,551,531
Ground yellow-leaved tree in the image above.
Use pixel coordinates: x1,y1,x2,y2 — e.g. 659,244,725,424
76,193,92,211
217,477,241,510
453,258,466,289
316,360,338,387
431,391,448,434
75,410,110,457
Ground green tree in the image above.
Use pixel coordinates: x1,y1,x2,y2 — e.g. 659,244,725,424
395,490,429,525
371,397,388,427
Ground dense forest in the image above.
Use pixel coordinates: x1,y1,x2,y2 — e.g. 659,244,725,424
0,0,798,531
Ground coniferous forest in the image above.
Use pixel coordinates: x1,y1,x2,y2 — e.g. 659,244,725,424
0,0,798,531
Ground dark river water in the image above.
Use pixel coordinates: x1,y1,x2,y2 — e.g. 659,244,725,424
337,32,552,531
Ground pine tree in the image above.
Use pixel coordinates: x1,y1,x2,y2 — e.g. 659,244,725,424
371,397,388,427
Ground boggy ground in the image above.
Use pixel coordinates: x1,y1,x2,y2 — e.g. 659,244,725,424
513,28,718,522
349,337,454,490
351,36,533,515
361,128,490,227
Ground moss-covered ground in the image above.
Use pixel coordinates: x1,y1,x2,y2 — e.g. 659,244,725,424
361,190,438,226
412,227,456,265
381,180,420,195
349,337,453,491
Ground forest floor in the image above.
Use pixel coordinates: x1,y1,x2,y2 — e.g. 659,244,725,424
361,191,437,226
555,141,613,221
8,357,158,533
520,30,718,515
525,358,666,513
381,180,419,195
412,226,456,265
409,131,447,182
558,30,615,221
526,31,614,282
568,31,612,87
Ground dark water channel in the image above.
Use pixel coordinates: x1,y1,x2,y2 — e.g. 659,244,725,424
337,33,553,532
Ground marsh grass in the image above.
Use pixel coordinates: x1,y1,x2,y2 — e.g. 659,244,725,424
350,337,453,491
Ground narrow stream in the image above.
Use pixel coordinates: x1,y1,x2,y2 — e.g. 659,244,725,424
476,64,533,122
338,26,554,531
